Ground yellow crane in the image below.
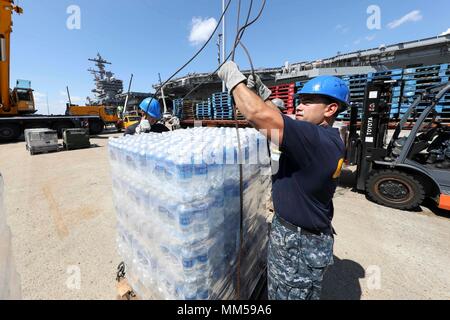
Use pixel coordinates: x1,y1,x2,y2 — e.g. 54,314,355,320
0,1,102,141
0,0,34,116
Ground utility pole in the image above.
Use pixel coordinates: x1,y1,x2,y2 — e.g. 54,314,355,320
217,34,222,67
46,92,50,115
158,73,168,114
222,0,226,92
123,74,133,114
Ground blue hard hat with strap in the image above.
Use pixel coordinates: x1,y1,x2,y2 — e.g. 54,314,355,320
139,97,162,119
299,76,350,108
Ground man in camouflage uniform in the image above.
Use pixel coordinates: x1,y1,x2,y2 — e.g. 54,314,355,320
267,215,335,299
218,62,349,300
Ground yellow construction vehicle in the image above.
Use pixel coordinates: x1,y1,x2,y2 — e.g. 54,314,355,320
65,88,122,133
121,114,141,130
0,1,30,116
0,1,101,141
66,104,121,134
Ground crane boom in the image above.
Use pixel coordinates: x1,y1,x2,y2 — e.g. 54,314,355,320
0,0,22,112
0,2,103,142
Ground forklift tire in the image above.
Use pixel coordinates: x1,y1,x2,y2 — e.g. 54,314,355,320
366,170,425,210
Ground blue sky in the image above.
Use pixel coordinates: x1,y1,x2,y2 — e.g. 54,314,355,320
9,0,450,115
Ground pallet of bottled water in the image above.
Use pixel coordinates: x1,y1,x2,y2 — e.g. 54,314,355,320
108,127,272,300
0,173,21,299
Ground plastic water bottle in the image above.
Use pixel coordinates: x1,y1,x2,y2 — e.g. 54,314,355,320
137,145,147,175
176,203,196,238
108,127,271,300
181,246,197,280
183,278,198,300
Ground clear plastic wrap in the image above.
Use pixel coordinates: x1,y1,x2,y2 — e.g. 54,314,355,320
0,173,21,300
108,128,271,300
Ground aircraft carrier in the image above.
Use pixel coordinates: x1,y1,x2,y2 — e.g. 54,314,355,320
154,35,450,100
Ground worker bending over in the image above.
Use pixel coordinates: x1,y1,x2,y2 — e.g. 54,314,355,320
218,62,349,300
124,98,170,136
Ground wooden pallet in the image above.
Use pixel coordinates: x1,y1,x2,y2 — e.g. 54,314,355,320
116,278,140,300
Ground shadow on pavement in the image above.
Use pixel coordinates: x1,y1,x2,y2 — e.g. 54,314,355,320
338,167,357,189
322,256,365,300
421,198,450,219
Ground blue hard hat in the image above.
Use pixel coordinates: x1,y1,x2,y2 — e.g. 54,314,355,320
299,76,350,107
139,97,161,119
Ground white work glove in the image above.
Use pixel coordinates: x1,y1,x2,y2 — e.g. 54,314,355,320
218,61,247,93
167,116,180,129
247,74,272,101
136,119,151,134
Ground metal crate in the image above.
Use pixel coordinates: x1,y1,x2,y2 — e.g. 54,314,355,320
63,128,91,150
24,129,59,155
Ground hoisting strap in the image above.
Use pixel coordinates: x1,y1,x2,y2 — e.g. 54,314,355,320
232,96,245,301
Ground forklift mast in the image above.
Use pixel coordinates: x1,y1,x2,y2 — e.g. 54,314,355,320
355,81,394,191
346,81,450,211
346,102,361,165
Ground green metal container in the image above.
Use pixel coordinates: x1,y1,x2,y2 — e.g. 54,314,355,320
63,128,91,150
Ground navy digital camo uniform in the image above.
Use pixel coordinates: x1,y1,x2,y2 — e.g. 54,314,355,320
268,115,345,300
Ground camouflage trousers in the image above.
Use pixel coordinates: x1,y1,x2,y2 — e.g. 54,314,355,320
267,216,334,300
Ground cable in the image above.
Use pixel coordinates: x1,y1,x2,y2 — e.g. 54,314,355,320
231,0,242,61
142,0,233,114
182,49,236,100
232,0,244,300
159,0,232,89
232,0,266,60
231,38,256,301
166,0,266,300
183,0,254,99
238,41,255,77
182,0,266,100
230,0,266,301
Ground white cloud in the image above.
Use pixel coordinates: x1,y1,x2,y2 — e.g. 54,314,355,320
441,28,450,35
45,101,68,115
68,96,84,104
31,92,57,115
353,35,376,47
34,91,47,104
32,92,49,114
388,10,423,29
188,17,217,45
59,90,84,104
335,24,349,34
